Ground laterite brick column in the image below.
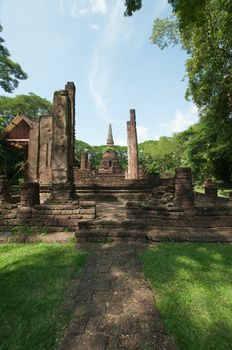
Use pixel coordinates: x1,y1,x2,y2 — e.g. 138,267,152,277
51,87,75,201
127,109,139,179
205,180,218,201
175,167,194,210
20,182,40,207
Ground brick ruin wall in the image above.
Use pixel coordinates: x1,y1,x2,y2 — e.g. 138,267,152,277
0,200,96,231
1,167,232,242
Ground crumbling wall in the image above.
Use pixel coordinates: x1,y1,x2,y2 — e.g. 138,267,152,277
0,200,96,230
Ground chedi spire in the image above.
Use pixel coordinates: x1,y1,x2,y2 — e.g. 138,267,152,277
107,124,114,146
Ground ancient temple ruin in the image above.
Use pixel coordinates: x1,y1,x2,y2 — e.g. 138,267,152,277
98,125,123,175
1,82,232,243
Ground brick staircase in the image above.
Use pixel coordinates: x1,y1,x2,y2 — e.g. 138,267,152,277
76,200,232,243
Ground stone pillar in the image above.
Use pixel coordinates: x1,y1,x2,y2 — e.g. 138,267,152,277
80,150,89,171
127,109,139,179
51,89,74,200
52,90,72,183
20,182,40,207
38,115,52,183
0,175,10,205
205,179,218,201
87,158,92,171
27,120,39,181
65,82,76,172
175,167,194,210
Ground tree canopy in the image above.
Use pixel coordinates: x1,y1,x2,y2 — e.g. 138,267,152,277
0,24,27,93
0,93,52,128
124,0,232,183
124,0,142,16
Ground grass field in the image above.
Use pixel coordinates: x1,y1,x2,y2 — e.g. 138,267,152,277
0,243,86,350
140,243,232,350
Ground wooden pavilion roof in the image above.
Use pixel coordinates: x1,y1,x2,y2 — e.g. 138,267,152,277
0,114,34,150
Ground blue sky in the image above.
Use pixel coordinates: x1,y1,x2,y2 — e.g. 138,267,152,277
0,0,198,145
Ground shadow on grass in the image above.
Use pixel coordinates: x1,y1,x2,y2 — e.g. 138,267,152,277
140,243,232,350
0,243,86,350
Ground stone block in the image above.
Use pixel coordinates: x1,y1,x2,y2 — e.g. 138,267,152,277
20,182,40,207
79,200,96,207
3,211,17,219
80,208,96,214
70,215,81,219
81,214,96,220
5,219,20,226
62,210,73,215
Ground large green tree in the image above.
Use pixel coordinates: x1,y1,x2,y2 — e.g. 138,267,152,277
125,0,232,182
0,24,27,93
0,93,52,128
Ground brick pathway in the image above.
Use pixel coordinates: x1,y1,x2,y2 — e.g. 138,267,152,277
60,242,178,350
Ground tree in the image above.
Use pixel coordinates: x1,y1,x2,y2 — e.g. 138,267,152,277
0,24,27,93
125,0,232,182
124,0,142,16
0,93,52,127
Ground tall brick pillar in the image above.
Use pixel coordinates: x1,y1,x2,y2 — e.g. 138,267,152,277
20,182,40,207
51,89,74,200
127,109,139,179
175,167,194,210
65,82,76,175
205,179,218,201
27,120,39,182
80,150,89,171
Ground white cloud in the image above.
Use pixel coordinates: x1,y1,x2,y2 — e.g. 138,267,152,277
78,7,89,16
60,0,107,17
91,24,99,30
90,0,107,14
168,105,198,133
88,0,132,123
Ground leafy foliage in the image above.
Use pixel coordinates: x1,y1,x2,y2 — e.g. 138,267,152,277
0,93,52,124
151,18,179,50
151,1,232,122
124,0,232,182
124,0,142,16
0,23,27,93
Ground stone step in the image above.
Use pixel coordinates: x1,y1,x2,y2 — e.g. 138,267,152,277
76,219,232,243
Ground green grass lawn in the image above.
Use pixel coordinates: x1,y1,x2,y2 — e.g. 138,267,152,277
0,243,86,350
140,243,232,350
